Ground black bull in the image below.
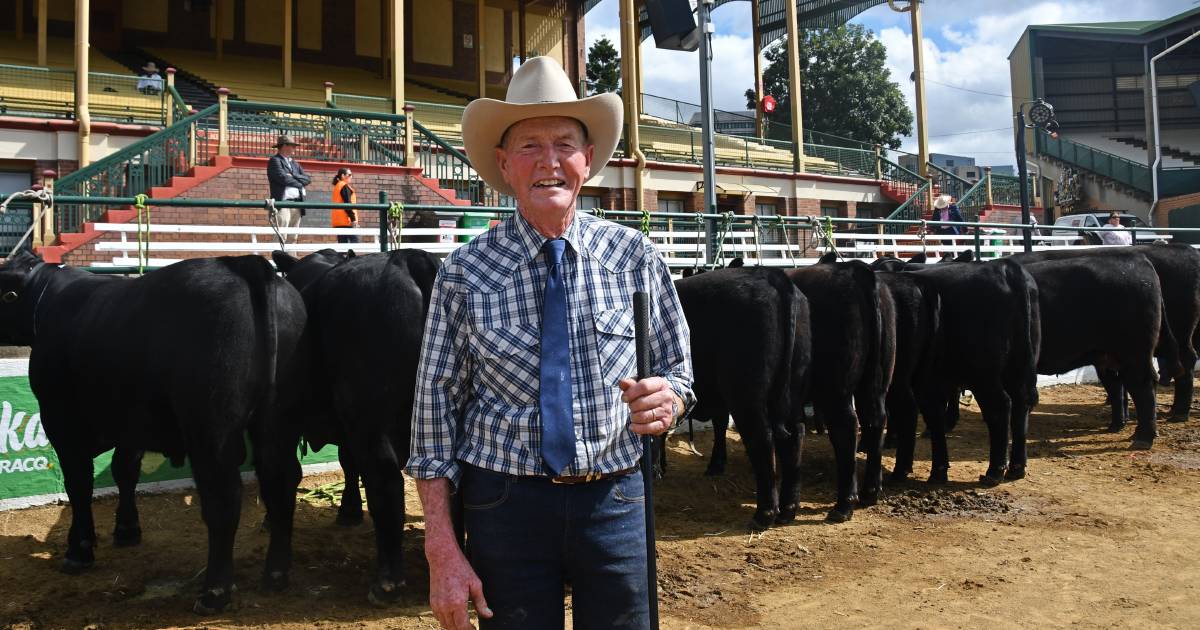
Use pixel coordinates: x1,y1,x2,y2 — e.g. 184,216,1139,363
273,247,439,605
0,251,308,614
673,267,810,529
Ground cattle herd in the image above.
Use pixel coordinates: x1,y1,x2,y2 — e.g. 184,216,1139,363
0,239,1196,615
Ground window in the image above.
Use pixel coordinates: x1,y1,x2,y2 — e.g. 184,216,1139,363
755,202,776,216
576,195,601,211
966,171,977,179
945,159,955,167
821,205,842,217
657,199,684,214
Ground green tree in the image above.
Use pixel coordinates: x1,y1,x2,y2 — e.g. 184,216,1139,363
586,36,622,95
745,25,913,149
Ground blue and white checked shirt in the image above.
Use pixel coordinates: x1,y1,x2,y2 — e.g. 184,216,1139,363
405,211,696,487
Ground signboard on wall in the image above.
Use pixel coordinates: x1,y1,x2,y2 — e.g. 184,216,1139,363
0,360,341,510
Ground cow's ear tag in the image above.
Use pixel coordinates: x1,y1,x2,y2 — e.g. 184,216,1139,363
1,291,18,303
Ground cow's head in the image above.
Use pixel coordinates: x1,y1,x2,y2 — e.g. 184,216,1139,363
272,248,348,293
0,249,47,345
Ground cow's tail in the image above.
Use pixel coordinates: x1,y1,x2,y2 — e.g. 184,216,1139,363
1003,260,1040,404
849,261,886,429
1155,291,1182,382
766,269,801,438
232,257,280,426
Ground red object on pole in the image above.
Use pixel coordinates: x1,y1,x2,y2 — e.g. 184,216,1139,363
761,95,777,113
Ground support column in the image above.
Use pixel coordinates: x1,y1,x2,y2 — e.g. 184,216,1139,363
217,88,230,156
37,0,48,66
282,0,293,88
215,0,224,60
75,0,91,168
392,0,405,114
518,0,526,62
476,0,486,98
752,0,763,138
783,0,804,172
15,0,23,41
909,2,929,177
619,0,645,208
635,34,643,113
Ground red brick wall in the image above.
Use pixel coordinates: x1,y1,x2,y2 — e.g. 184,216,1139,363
61,163,471,266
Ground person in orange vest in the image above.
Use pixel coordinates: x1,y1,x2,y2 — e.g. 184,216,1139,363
331,168,360,243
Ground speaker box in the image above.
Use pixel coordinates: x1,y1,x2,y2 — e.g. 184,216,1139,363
644,0,700,52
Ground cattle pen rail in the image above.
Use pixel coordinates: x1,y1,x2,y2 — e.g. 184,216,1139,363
17,194,1200,272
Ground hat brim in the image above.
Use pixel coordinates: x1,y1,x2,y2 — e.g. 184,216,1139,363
273,140,299,148
461,93,624,199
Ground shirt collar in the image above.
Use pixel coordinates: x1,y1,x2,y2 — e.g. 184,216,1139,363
512,209,585,263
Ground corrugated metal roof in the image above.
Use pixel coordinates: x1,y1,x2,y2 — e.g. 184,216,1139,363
583,0,891,48
1029,6,1200,40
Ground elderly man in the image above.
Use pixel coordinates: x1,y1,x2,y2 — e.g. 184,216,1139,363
405,57,695,630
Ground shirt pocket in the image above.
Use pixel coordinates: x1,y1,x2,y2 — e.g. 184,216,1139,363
594,307,637,387
470,324,541,407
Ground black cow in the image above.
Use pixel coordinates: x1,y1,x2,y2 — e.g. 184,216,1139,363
273,247,438,605
901,259,1040,485
0,251,308,614
1018,253,1164,448
675,266,811,529
1012,244,1200,424
786,260,895,522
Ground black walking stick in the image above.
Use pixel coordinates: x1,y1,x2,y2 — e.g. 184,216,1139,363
633,291,659,629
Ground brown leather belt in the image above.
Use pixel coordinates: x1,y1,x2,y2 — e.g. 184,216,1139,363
542,466,638,485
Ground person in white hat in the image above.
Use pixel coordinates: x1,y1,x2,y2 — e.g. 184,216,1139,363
406,57,695,629
932,194,965,240
136,61,163,95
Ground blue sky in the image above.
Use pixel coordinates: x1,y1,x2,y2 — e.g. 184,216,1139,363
584,0,1195,167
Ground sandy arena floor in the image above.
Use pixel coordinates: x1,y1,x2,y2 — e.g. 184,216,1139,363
2,382,1199,629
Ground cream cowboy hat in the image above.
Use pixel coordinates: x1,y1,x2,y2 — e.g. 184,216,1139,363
141,61,159,73
461,56,623,198
932,194,954,210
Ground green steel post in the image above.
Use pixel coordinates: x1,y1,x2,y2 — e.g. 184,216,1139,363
973,227,981,259
379,191,389,253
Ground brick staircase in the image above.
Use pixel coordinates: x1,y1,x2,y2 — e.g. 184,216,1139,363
40,156,472,265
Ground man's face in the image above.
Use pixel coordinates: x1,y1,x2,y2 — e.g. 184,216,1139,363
1109,215,1121,225
495,117,594,216
279,144,295,157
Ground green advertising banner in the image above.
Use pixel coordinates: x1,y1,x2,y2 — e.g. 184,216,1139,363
0,359,342,510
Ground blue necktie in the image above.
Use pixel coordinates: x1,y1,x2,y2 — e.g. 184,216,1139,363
540,238,575,475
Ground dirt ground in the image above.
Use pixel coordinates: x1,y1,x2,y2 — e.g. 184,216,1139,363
3,382,1200,629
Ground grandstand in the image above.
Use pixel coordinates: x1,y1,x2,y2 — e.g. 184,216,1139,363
0,0,1068,264
1010,7,1200,224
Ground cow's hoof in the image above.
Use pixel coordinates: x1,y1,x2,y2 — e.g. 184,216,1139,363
261,569,289,592
335,510,364,527
858,489,879,507
193,586,235,615
1167,414,1189,424
60,556,94,575
1130,438,1154,451
749,510,776,531
927,468,949,485
775,506,797,525
1005,466,1026,481
885,470,909,485
367,579,406,608
112,525,142,547
1106,421,1126,433
825,505,853,523
979,470,1006,487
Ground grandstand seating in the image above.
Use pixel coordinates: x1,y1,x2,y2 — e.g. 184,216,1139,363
1064,130,1200,168
0,36,130,73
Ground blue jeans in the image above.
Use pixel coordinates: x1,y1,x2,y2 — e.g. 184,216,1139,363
461,464,651,630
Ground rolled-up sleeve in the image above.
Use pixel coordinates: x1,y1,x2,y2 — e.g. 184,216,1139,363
645,241,696,421
406,260,471,487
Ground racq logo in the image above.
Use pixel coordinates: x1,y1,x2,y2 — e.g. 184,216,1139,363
0,400,51,474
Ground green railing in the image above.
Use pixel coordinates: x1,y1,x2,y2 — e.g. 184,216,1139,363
1036,130,1152,192
222,101,407,165
409,118,513,206
329,92,393,114
955,176,990,222
1161,167,1200,198
882,181,933,234
636,123,877,177
0,63,75,119
166,84,190,123
55,104,218,234
989,173,1026,206
0,63,168,125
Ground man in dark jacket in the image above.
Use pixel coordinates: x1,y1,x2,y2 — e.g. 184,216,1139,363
267,135,311,243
